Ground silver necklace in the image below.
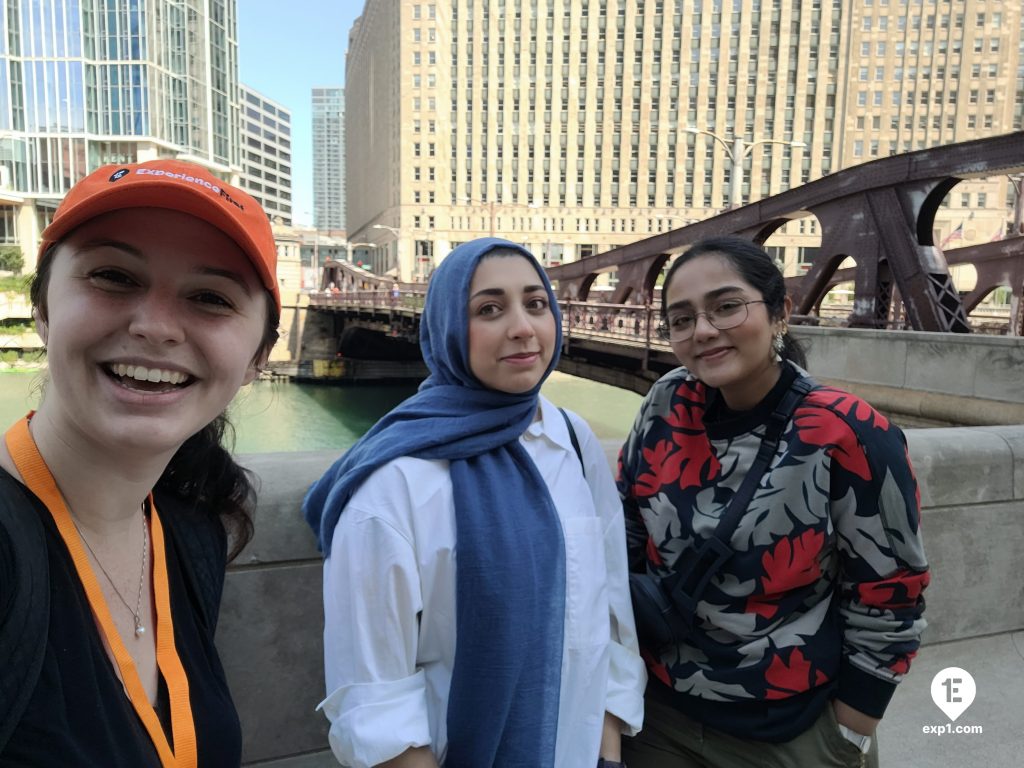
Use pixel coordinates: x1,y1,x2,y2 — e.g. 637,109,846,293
72,504,149,637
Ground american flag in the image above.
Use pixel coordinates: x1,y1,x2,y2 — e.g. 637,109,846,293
940,222,964,248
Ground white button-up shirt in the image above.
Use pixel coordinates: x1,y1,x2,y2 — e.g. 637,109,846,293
319,395,645,767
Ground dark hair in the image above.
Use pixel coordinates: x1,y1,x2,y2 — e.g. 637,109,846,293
661,235,807,369
31,245,280,561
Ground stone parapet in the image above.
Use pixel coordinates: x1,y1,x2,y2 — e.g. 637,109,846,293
223,427,1024,764
796,326,1024,408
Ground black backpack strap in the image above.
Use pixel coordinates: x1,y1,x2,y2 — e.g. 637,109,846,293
667,375,818,616
558,407,586,479
0,477,50,753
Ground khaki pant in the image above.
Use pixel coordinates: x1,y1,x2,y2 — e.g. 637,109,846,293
623,692,880,768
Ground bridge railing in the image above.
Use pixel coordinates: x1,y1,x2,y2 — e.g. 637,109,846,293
309,290,673,349
560,300,665,349
308,288,428,311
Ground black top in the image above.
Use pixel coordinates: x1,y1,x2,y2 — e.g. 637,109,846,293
0,474,241,767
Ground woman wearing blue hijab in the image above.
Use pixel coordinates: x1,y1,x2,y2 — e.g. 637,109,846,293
304,238,645,768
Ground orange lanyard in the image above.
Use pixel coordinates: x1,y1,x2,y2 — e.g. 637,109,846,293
6,417,197,768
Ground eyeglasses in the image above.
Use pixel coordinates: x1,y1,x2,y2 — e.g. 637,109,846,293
656,299,767,342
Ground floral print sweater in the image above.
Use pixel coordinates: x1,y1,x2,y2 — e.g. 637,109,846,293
618,363,929,742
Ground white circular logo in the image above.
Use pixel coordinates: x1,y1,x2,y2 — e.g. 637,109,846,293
930,667,976,722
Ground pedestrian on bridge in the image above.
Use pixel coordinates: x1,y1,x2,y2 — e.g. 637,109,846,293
305,237,645,768
0,159,281,766
618,236,929,768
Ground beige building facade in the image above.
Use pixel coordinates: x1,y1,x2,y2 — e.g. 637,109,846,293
345,0,1023,285
239,85,294,226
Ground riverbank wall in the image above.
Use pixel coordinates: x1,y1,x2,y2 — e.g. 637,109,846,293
221,423,1024,765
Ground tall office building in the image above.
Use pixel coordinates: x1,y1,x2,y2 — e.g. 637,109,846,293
239,85,293,225
836,3,1021,250
0,0,242,270
345,0,1022,282
312,87,345,232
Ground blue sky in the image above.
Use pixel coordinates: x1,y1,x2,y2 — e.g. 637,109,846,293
237,0,365,226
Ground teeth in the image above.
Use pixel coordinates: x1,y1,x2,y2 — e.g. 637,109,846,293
110,364,188,385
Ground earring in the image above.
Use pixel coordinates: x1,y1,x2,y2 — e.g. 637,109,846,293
772,330,786,362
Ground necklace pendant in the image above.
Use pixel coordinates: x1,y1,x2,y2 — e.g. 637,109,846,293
134,617,145,637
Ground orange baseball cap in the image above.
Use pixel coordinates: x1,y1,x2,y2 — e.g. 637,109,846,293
39,159,280,311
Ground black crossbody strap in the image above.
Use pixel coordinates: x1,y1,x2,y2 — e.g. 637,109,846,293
668,375,817,616
558,407,586,479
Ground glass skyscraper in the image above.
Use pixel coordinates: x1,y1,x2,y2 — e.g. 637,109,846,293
312,86,345,232
0,0,241,268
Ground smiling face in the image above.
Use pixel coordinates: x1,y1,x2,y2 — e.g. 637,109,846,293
34,207,270,459
665,252,791,410
466,254,556,394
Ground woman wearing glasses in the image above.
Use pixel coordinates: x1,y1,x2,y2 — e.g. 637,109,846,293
618,236,929,767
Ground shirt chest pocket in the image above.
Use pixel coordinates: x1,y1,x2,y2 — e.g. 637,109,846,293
562,515,610,651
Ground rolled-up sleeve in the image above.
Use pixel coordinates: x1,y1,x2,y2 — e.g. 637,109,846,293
320,511,430,767
579,416,646,735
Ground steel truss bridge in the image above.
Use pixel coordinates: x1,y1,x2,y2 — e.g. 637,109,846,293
309,133,1024,390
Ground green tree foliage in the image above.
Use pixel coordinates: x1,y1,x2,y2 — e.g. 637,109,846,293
0,246,24,275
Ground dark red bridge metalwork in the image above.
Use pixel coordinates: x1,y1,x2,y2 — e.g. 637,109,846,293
546,132,1024,336
310,132,1024,389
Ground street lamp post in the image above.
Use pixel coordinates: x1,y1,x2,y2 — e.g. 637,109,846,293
371,223,404,278
686,128,807,209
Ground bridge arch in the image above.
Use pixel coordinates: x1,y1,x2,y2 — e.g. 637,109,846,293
919,177,962,247
547,133,1023,333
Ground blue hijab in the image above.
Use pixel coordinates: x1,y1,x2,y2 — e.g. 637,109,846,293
303,238,565,767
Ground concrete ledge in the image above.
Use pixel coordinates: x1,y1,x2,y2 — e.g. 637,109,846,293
223,424,1024,764
821,380,1024,427
917,501,1024,643
235,452,336,564
975,426,1024,499
244,751,336,767
219,563,329,762
906,428,1018,506
220,453,336,765
795,326,1024,407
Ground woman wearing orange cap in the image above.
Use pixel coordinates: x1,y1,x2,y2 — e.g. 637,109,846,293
0,160,280,767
